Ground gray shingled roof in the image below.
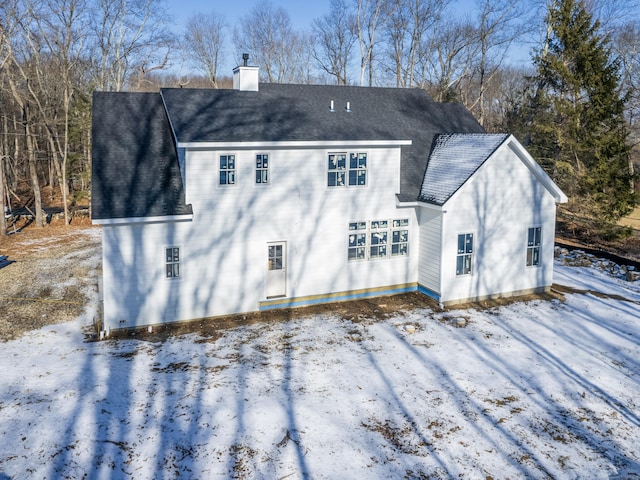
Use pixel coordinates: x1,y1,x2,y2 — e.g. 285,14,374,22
160,84,484,200
91,84,485,221
91,92,192,220
418,133,509,205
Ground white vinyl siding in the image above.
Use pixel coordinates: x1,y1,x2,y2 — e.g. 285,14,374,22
101,145,417,330
439,141,557,304
417,209,441,294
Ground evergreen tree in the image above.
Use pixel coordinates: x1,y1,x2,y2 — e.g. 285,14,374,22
523,0,636,221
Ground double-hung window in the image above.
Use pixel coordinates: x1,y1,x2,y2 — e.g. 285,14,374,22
328,153,346,186
256,154,269,184
456,233,473,275
165,247,180,278
391,219,409,256
328,152,367,187
220,154,236,185
370,220,388,258
349,153,367,186
348,221,367,261
527,227,542,267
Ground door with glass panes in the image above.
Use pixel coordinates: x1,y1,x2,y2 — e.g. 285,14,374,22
266,242,286,298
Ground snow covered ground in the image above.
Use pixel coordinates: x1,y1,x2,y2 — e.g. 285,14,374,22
1,252,639,479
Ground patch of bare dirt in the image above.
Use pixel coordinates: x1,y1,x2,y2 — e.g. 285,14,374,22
0,221,101,341
0,220,575,344
618,207,640,231
105,292,441,343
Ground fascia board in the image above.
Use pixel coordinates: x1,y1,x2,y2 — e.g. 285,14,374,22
178,140,412,149
92,214,193,226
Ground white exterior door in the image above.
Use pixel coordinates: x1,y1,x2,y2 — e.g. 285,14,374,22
266,242,286,298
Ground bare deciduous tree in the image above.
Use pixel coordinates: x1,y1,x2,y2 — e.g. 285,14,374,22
182,11,226,88
234,1,311,84
354,0,387,86
420,18,475,101
466,0,527,126
312,0,356,85
90,0,173,91
0,0,45,227
384,0,450,88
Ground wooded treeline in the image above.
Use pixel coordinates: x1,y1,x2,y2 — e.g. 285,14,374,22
1,0,639,237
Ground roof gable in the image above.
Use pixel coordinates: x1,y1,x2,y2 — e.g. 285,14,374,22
418,133,568,206
91,91,192,221
419,133,509,205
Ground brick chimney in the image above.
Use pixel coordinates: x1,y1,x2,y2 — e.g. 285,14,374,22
233,53,259,91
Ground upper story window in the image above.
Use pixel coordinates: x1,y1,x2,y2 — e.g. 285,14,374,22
328,152,367,187
349,153,367,186
527,227,542,267
256,154,269,184
165,247,180,278
328,153,347,186
456,233,473,275
220,154,236,185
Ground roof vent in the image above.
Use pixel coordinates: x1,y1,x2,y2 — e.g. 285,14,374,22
346,101,351,112
330,100,335,112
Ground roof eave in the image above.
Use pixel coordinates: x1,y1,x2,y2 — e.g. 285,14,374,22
177,139,412,149
92,213,194,226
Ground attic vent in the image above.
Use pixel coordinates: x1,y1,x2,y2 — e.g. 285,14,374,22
346,101,351,112
330,100,335,112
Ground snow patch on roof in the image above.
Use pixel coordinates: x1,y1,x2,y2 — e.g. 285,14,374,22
419,133,509,205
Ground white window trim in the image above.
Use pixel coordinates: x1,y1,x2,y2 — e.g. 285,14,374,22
347,218,409,262
391,218,409,257
255,152,270,186
164,245,182,280
219,153,237,187
455,232,474,276
348,152,368,187
348,220,368,261
327,151,369,188
526,226,542,268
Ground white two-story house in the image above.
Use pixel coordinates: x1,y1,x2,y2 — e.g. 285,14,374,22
91,64,566,331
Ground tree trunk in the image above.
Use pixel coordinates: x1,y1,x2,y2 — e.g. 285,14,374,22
1,113,8,237
61,87,70,225
24,107,44,228
0,158,6,238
